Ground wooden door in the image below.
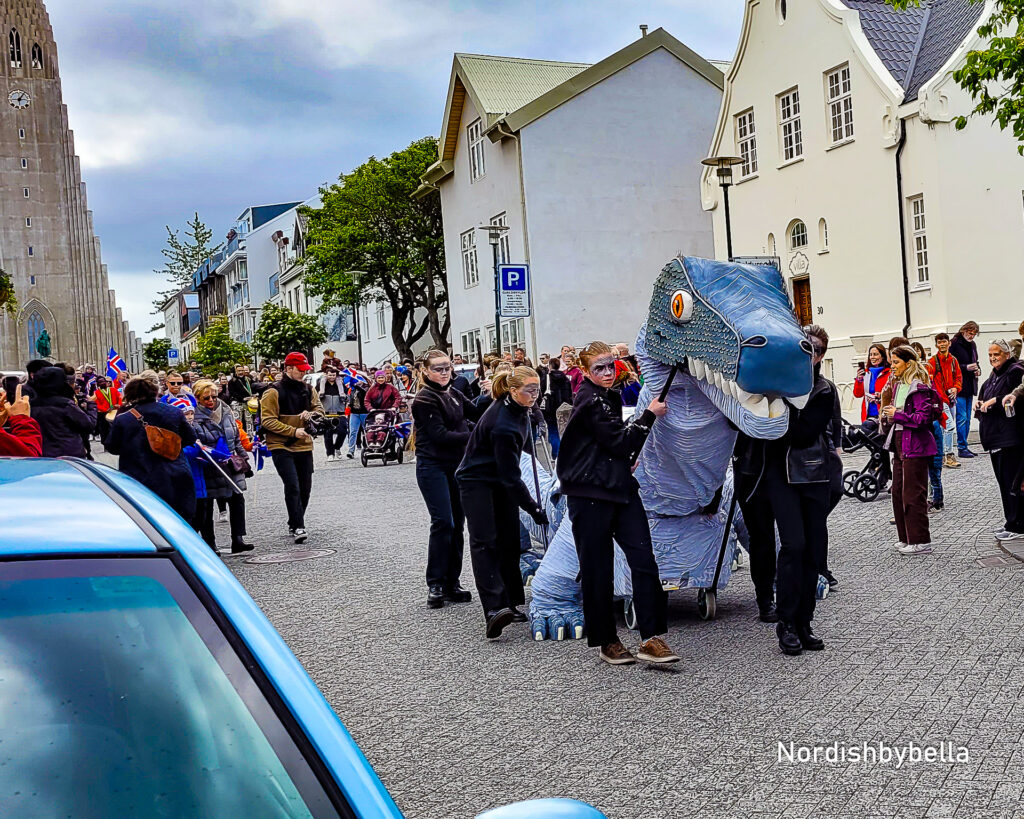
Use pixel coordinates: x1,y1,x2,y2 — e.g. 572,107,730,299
793,278,813,326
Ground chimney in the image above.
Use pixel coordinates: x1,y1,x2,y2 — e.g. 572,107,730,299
639,24,648,37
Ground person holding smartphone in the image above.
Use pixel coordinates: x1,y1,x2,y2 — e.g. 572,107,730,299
853,343,890,432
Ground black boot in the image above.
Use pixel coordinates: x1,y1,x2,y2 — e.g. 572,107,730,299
485,608,516,639
796,624,825,651
444,583,472,604
776,621,802,656
509,606,527,623
231,536,254,554
427,585,445,609
757,599,779,623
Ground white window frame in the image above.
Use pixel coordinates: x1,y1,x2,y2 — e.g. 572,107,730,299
467,118,486,182
909,196,929,285
25,217,31,227
491,213,511,264
818,218,829,253
376,303,386,338
461,229,479,288
825,64,854,144
20,158,27,169
22,187,29,198
501,318,525,356
735,109,758,178
777,88,803,162
790,221,808,250
460,329,482,362
486,324,497,355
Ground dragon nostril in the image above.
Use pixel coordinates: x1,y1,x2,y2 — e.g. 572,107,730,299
742,335,768,348
800,340,814,355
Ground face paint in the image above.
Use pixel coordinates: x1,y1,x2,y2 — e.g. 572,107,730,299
589,356,617,377
517,383,541,399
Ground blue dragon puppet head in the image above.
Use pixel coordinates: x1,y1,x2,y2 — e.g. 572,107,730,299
645,256,814,412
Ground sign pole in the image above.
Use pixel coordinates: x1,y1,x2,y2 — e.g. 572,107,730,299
492,240,502,357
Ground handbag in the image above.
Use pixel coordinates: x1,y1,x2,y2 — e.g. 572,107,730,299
227,453,251,476
129,409,182,460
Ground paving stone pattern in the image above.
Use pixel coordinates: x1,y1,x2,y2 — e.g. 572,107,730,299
212,447,1024,819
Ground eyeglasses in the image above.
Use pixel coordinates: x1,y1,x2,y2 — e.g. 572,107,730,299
167,381,182,386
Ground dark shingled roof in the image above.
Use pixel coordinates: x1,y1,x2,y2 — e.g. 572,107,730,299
840,0,984,101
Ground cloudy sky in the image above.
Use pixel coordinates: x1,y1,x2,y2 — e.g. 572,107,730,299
47,0,744,339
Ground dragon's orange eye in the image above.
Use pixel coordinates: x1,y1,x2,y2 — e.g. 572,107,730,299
670,289,693,322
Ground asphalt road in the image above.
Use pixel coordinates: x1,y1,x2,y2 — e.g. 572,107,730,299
206,446,1024,819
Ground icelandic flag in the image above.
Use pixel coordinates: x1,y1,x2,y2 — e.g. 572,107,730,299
106,348,126,379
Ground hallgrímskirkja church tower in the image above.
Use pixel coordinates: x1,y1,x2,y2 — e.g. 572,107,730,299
1,0,131,369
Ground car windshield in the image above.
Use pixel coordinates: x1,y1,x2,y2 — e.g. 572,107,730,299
0,558,341,818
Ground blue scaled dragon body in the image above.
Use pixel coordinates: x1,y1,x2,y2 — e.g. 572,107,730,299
524,256,814,640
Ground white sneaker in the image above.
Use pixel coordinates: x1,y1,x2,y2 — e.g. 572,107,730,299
898,542,933,555
996,530,1024,542
893,541,907,551
218,511,228,523
326,454,335,462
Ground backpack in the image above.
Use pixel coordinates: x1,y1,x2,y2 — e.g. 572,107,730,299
129,408,183,460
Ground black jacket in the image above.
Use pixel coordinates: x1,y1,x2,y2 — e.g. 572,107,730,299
978,358,1024,451
456,394,538,512
542,370,573,423
556,379,655,503
411,379,484,465
452,374,480,401
227,375,255,404
30,367,97,458
106,399,197,522
950,333,979,399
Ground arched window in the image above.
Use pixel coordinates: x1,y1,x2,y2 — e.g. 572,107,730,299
9,28,22,68
26,311,44,354
767,233,776,256
789,220,808,250
818,218,829,251
31,42,42,70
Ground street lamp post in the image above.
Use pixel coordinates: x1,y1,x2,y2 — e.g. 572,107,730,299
349,270,366,366
476,223,509,358
702,155,744,261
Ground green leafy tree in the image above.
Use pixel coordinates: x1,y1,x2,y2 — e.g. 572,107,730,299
302,137,448,361
0,268,16,315
193,315,252,374
252,302,327,363
142,337,173,370
885,1,1024,151
152,213,222,310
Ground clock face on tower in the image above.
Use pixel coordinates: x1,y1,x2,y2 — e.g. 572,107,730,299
8,90,31,110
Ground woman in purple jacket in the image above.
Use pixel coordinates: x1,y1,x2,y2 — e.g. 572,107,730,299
882,346,939,555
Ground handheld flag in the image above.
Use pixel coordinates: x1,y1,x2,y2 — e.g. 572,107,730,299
106,348,126,380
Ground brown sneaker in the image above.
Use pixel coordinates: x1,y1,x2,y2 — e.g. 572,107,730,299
944,455,961,469
636,636,681,664
599,641,636,665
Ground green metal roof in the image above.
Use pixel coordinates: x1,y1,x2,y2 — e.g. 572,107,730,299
453,53,590,118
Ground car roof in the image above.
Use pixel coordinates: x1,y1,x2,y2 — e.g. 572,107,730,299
0,458,158,556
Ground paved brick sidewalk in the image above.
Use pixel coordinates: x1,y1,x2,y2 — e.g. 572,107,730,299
201,446,1024,819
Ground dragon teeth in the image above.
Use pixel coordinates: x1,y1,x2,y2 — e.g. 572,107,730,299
743,395,770,417
735,386,753,404
789,392,811,409
768,397,788,418
690,358,706,380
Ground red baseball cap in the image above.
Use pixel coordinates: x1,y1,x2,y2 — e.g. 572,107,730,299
284,352,312,372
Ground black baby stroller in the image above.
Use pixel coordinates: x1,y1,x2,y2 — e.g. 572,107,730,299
359,409,409,467
840,417,892,502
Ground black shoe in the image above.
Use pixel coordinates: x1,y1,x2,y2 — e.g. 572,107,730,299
427,585,445,609
821,569,838,590
796,624,825,651
346,452,354,459
510,607,528,623
293,528,307,544
776,621,803,655
758,601,779,623
485,608,516,639
444,583,472,604
230,536,254,554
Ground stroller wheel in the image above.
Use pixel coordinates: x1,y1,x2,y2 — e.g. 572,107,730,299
697,588,717,620
842,470,860,497
853,473,880,502
360,448,369,467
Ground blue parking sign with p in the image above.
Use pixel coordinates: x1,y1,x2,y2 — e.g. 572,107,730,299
498,264,530,318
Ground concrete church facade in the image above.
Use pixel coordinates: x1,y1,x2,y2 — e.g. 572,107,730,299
0,0,131,370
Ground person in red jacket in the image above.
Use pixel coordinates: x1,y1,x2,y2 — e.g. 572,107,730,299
366,370,401,410
91,375,123,443
0,384,43,457
852,343,891,427
928,332,963,469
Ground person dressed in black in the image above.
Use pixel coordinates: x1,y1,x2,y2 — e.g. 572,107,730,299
106,376,197,523
456,365,547,639
412,350,487,609
540,356,573,458
316,367,347,460
766,325,835,655
30,366,97,458
556,341,678,666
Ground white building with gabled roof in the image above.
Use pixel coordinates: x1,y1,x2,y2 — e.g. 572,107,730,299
417,27,723,361
703,0,1022,381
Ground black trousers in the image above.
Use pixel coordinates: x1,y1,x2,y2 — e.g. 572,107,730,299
417,457,465,589
992,445,1024,534
322,421,347,456
765,461,829,628
567,492,667,646
194,493,246,548
271,449,314,530
736,475,778,607
460,481,525,615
